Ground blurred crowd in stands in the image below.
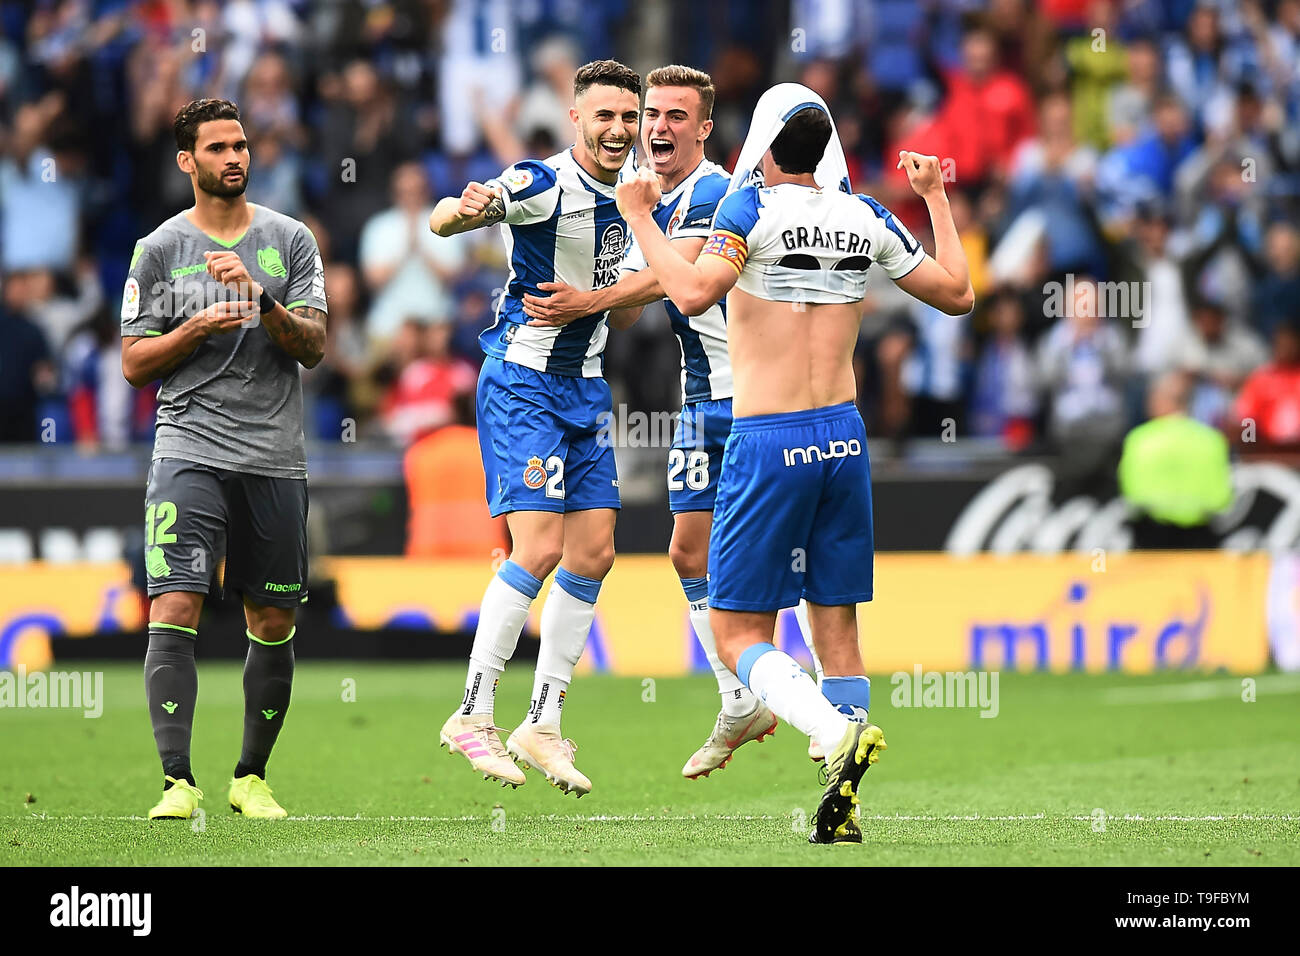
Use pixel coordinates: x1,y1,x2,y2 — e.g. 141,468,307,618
1,0,1298,481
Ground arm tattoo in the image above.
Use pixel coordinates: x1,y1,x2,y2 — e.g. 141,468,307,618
261,303,327,368
483,193,506,225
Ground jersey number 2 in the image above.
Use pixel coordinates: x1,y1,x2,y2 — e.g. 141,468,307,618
544,455,565,499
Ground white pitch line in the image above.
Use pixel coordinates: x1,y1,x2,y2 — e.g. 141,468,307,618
15,812,1298,824
1069,814,1299,823
1102,673,1300,705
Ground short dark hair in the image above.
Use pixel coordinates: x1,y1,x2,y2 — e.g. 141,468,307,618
574,59,641,101
174,98,241,152
769,107,832,175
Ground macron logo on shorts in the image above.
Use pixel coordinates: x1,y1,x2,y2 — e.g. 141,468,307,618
782,439,862,467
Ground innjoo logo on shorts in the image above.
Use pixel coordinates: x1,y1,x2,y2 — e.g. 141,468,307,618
782,439,862,467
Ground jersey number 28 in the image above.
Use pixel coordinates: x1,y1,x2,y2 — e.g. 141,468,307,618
667,450,710,491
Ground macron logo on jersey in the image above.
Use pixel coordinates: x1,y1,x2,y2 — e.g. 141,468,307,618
782,439,862,467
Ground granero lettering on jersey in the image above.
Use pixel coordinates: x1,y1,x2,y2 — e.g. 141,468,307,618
780,227,870,254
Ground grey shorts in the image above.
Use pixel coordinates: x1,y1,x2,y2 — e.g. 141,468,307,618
143,457,309,609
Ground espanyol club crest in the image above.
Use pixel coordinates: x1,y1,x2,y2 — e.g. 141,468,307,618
522,455,547,489
593,222,628,288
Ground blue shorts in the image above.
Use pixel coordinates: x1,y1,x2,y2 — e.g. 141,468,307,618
709,402,874,612
668,398,733,513
476,356,621,517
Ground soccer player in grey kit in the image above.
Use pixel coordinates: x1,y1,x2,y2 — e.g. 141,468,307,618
120,98,328,820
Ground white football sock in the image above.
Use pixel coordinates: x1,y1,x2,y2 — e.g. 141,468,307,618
530,567,602,729
795,599,824,685
462,561,541,717
743,645,848,753
682,577,755,717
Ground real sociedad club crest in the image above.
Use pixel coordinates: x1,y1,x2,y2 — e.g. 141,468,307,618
522,456,547,489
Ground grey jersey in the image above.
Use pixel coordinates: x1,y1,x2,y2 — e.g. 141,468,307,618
121,204,327,478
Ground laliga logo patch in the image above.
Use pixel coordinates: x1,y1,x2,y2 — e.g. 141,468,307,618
503,167,533,193
522,455,547,489
121,277,141,320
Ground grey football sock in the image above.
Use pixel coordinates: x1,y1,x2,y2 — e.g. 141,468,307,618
234,628,295,780
144,624,199,786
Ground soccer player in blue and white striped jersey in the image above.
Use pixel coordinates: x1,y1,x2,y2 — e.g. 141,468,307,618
525,66,825,779
429,60,642,797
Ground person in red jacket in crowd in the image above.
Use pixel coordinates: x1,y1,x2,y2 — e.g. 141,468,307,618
884,20,1036,195
378,318,477,446
1235,319,1300,452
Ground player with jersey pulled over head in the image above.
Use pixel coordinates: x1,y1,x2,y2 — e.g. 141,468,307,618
429,60,641,797
616,84,973,842
523,65,833,780
121,98,328,821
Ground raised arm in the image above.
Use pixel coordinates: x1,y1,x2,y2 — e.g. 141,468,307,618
891,151,974,316
429,182,505,237
616,170,738,316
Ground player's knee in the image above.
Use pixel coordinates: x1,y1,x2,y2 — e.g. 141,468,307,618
245,605,296,644
665,541,707,580
150,591,202,631
512,544,563,581
572,542,614,580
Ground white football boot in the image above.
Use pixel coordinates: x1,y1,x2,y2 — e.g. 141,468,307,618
440,711,526,788
506,722,591,796
681,702,778,779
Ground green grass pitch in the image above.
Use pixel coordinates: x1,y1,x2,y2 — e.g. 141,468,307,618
3,662,1298,866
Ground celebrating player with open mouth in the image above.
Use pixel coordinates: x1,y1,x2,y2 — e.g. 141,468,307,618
429,60,641,797
616,84,973,842
523,65,841,779
121,98,328,821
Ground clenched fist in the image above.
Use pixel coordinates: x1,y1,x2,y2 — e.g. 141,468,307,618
615,167,661,219
205,250,261,301
458,182,504,223
897,151,946,200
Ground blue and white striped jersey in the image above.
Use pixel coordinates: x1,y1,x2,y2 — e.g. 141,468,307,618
622,159,733,404
479,148,630,378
